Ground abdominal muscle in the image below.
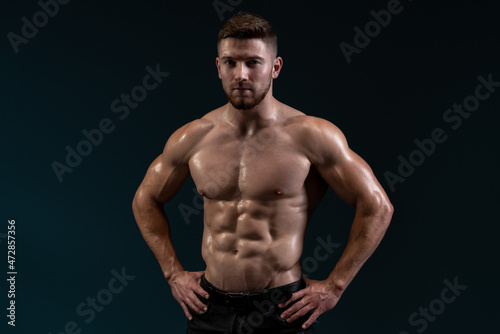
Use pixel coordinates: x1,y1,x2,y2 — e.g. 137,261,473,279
202,196,308,292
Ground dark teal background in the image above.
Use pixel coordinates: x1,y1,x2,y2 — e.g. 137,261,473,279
1,0,499,333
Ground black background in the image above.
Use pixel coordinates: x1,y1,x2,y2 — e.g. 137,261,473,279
1,0,499,333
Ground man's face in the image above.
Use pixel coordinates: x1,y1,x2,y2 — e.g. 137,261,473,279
217,38,281,110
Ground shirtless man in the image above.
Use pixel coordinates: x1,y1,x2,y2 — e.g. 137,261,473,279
132,12,393,334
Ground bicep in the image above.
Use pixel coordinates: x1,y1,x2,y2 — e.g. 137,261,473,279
308,120,387,209
135,124,196,204
317,149,384,209
137,154,190,204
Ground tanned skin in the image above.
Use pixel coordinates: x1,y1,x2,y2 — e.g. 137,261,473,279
132,37,393,330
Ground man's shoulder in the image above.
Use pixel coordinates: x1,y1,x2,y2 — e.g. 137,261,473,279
281,106,348,165
163,108,224,162
170,106,225,142
281,106,342,138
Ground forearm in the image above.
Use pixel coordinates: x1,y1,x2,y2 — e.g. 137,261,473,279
326,204,393,293
132,195,184,281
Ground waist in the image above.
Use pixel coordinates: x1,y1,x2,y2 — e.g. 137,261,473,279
201,274,304,310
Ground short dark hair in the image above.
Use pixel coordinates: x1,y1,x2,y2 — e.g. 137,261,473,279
217,12,278,58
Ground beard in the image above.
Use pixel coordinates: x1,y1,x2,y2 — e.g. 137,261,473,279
223,76,272,110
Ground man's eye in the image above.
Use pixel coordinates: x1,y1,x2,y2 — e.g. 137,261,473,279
247,60,259,65
225,60,235,65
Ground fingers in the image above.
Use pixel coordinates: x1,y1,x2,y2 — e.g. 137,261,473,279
301,311,320,329
176,288,206,314
280,297,310,321
194,285,210,300
186,291,207,314
171,270,211,320
287,303,313,323
278,289,305,309
180,302,193,321
189,271,209,299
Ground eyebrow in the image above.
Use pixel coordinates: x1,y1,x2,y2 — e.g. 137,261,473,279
220,56,265,61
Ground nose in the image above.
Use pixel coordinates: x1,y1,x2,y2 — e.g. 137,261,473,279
235,62,248,82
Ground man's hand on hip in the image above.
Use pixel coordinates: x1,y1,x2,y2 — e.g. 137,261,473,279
167,270,210,320
278,275,341,329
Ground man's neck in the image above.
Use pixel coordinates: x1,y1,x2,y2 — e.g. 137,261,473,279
224,95,279,136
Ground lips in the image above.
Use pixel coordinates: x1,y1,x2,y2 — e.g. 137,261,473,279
234,89,251,96
233,86,251,90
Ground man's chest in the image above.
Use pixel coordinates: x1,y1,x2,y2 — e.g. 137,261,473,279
188,130,311,200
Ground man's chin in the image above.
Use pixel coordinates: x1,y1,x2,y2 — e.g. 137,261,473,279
229,98,257,110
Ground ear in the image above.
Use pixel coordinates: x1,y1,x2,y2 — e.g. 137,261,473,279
216,57,221,79
272,57,283,79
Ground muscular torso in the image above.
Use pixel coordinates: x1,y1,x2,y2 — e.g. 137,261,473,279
188,104,328,291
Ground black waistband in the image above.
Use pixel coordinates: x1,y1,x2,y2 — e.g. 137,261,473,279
200,275,304,310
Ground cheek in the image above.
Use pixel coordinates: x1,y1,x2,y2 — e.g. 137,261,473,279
220,69,233,81
256,68,273,81
220,75,234,90
260,65,273,76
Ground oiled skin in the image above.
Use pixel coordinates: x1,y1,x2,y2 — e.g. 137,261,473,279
190,104,328,291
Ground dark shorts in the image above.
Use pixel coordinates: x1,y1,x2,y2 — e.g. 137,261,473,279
186,275,316,334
